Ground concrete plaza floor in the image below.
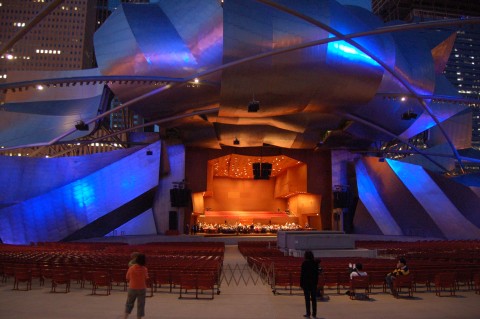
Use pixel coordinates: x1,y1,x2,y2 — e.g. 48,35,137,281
0,244,479,319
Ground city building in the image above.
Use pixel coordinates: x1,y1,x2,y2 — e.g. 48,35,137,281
0,0,146,157
373,0,480,172
0,0,97,76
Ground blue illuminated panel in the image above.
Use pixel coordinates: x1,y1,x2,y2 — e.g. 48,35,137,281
355,159,403,235
388,159,480,239
0,142,161,244
328,40,380,67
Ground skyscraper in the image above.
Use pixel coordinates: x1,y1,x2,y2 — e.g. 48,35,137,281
373,0,480,157
0,0,147,157
0,0,97,76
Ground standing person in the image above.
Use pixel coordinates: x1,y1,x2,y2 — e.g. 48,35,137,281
385,257,409,295
124,253,149,319
300,250,319,319
128,252,140,267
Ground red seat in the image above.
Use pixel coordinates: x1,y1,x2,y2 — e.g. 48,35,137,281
196,271,216,299
29,264,44,286
2,264,15,283
393,274,413,298
455,269,473,291
51,271,70,293
434,272,456,296
152,269,172,293
322,272,341,294
349,275,370,300
474,273,480,295
110,269,127,291
412,270,432,292
179,272,216,299
91,270,111,295
368,271,387,292
67,267,84,288
13,268,32,291
272,270,299,295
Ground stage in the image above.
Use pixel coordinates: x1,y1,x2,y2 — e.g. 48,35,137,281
76,233,441,251
196,210,299,227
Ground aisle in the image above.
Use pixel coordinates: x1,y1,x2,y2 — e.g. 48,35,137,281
219,245,271,295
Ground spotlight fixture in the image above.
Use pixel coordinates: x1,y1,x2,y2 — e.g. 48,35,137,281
75,121,89,131
146,150,153,156
248,100,260,112
401,110,417,120
233,137,240,145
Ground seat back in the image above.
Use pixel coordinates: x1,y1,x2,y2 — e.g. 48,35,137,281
394,273,413,288
351,275,370,290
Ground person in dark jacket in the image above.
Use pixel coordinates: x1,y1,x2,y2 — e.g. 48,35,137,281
385,257,409,296
300,250,319,318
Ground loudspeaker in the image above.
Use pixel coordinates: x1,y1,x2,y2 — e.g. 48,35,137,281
261,162,272,179
75,122,89,131
170,188,191,207
333,191,349,208
253,163,261,178
169,211,178,231
253,162,272,180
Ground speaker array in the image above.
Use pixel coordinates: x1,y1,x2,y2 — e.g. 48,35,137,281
252,162,272,180
169,188,191,207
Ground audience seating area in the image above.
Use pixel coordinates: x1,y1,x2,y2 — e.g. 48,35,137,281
0,242,224,300
2,238,480,302
239,240,480,298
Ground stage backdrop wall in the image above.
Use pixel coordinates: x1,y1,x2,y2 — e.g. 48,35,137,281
186,147,332,229
205,176,287,211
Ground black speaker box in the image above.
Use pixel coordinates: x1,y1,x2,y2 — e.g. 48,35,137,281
333,191,349,208
170,188,191,207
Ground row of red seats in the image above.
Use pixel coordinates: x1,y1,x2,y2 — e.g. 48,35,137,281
0,242,225,299
240,241,480,297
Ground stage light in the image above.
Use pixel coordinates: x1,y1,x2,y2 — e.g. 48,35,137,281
75,121,89,131
248,100,259,112
401,110,417,120
146,150,153,156
233,137,240,145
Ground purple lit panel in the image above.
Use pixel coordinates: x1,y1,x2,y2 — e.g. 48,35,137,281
388,159,480,239
0,142,161,244
355,159,402,235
